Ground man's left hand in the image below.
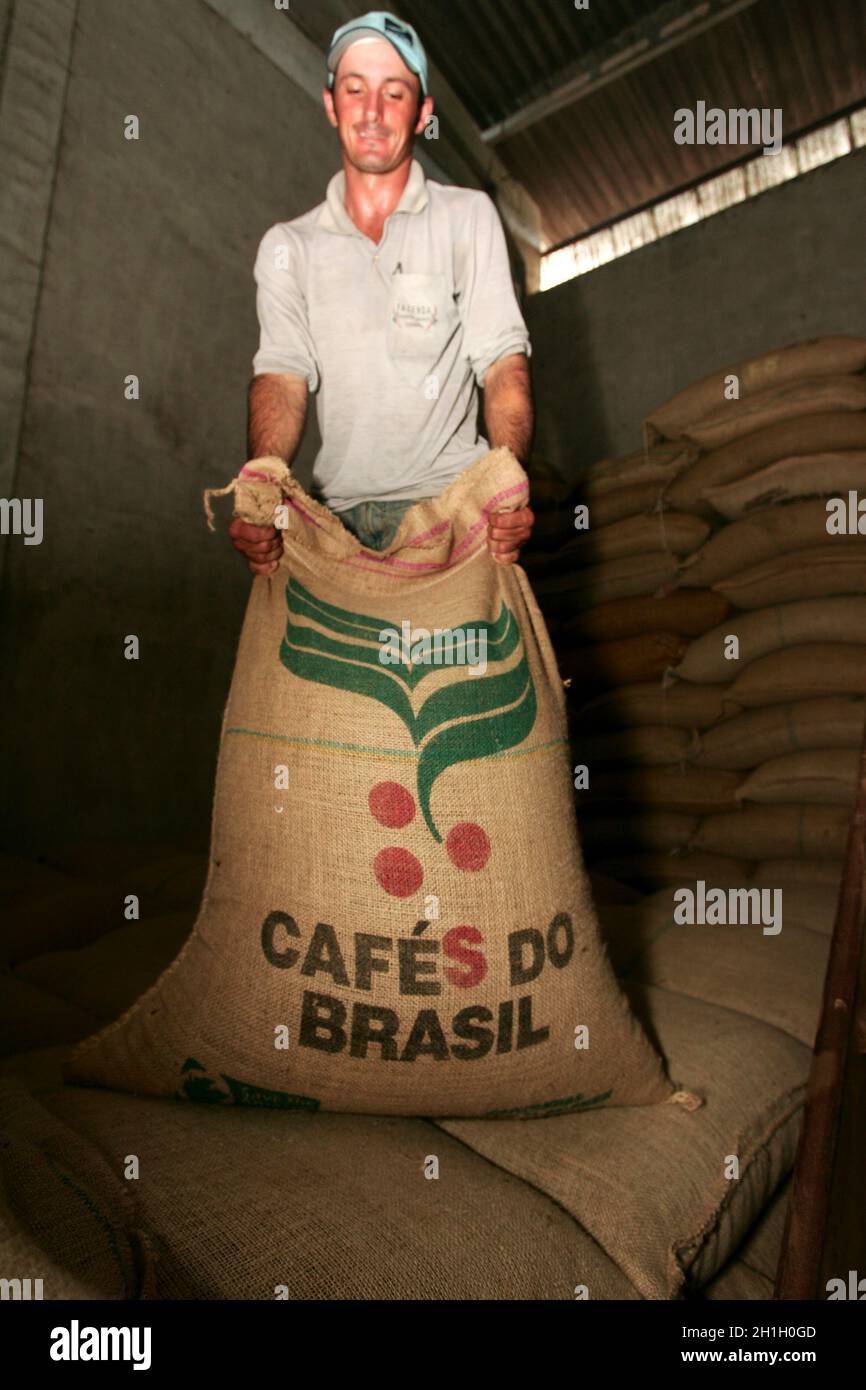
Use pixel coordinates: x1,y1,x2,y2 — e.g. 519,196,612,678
487,506,534,565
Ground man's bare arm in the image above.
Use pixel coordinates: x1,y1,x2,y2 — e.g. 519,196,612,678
247,371,309,460
482,353,535,564
482,352,534,463
230,372,309,576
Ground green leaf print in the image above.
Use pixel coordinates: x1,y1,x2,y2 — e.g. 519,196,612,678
278,576,537,840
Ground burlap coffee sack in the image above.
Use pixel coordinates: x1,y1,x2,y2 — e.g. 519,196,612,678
602,909,828,1047
0,1175,109,1300
691,805,851,860
678,374,866,451
436,985,807,1299
704,454,866,520
39,1086,642,1300
736,749,860,806
677,499,832,587
702,1177,790,1300
577,680,729,731
0,1080,154,1299
562,590,729,643
691,698,866,769
725,644,866,707
646,337,866,442
666,412,866,513
63,448,679,1118
673,598,866,685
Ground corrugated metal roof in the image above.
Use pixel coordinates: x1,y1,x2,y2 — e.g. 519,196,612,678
398,0,676,130
471,0,866,246
288,0,866,248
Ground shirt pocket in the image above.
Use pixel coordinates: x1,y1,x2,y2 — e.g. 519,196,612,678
386,272,457,383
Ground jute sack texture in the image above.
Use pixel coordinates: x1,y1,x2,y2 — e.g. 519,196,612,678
601,908,828,1048
673,598,866,684
531,551,680,611
589,340,866,904
674,374,866,451
691,697,866,768
559,632,687,687
736,750,860,807
751,859,843,889
577,812,698,855
39,1084,639,1300
666,412,866,514
703,452,866,519
63,448,677,1119
712,544,866,608
0,1081,153,1298
726,644,866,707
703,1178,790,1301
562,590,729,643
677,499,835,588
573,440,696,494
523,512,708,571
590,851,751,892
437,985,808,1299
573,726,695,767
577,681,729,730
578,767,740,816
690,805,851,861
646,336,866,443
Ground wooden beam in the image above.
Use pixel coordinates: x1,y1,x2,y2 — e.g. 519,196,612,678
480,0,763,145
775,721,866,1298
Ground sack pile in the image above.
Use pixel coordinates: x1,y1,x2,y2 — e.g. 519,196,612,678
524,335,866,903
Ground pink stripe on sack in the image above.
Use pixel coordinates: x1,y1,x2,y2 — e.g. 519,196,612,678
285,495,329,533
485,482,530,512
406,519,452,545
282,480,528,577
239,465,278,483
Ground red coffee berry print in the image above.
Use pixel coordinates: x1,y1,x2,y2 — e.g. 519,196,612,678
373,847,424,897
368,781,416,828
446,822,491,871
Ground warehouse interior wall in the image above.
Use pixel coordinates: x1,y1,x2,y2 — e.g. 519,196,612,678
526,144,866,476
1,0,368,856
1,0,864,858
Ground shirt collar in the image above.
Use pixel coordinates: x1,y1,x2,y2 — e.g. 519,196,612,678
318,157,428,235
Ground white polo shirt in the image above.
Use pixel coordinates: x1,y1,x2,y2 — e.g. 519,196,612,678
251,157,532,513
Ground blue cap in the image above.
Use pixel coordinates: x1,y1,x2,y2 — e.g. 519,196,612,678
326,11,428,98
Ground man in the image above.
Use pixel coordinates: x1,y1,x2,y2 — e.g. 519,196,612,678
231,10,535,575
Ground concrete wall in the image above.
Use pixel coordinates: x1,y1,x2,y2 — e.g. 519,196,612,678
526,145,866,476
0,0,344,855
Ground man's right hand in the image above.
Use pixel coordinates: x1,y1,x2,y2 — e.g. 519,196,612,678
228,518,283,576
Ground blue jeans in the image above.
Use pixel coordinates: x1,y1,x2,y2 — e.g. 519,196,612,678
338,496,434,551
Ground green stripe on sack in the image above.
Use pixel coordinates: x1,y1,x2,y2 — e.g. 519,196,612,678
223,727,567,762
275,580,539,840
478,1088,613,1120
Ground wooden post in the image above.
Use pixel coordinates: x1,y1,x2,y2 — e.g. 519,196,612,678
775,723,866,1298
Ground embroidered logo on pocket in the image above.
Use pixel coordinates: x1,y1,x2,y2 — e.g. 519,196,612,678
391,297,439,331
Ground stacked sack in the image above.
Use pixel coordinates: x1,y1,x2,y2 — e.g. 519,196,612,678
523,335,866,916
521,448,738,889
